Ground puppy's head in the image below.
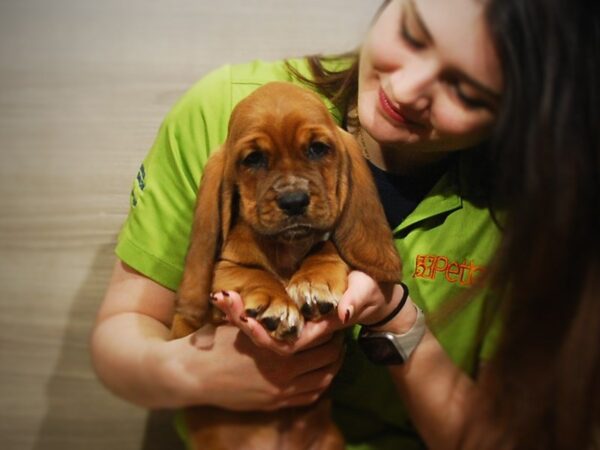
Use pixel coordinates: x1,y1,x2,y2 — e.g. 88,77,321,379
224,82,344,242
182,83,401,311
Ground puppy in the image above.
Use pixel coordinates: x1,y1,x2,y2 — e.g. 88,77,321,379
171,82,401,449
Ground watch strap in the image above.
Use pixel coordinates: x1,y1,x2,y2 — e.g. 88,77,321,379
358,304,426,364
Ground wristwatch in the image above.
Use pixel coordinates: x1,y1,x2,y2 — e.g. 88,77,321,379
358,304,426,365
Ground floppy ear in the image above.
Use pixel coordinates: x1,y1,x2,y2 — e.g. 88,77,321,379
175,146,233,330
332,130,402,283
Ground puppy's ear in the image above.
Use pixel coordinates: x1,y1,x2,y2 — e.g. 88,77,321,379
175,146,233,331
332,130,402,283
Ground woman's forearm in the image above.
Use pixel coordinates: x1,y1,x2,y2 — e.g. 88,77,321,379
387,328,476,450
336,275,478,448
362,290,477,450
90,311,188,408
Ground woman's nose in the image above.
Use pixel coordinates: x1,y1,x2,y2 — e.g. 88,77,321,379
389,60,438,111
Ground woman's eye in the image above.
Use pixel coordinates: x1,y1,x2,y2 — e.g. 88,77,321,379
453,83,490,110
241,150,268,169
307,141,331,160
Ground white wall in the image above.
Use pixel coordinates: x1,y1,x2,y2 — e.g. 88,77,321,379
0,1,380,449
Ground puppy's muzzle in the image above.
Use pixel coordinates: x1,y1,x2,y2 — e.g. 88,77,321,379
277,190,310,216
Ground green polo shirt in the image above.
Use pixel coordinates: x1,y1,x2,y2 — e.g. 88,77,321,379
116,58,501,450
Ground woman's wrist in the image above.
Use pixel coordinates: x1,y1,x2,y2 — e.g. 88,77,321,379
373,299,418,334
361,281,410,328
369,283,418,334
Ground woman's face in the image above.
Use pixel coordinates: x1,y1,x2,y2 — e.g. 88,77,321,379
358,0,502,152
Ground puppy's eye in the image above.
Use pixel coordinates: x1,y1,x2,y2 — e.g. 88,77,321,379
241,150,268,169
307,141,330,160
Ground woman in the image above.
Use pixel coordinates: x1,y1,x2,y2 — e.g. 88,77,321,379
91,0,600,448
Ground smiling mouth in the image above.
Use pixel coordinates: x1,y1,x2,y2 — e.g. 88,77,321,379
378,89,423,128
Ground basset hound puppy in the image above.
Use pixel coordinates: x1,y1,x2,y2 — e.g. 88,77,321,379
172,82,401,449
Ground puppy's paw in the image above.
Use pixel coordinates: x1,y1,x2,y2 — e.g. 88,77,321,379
286,275,345,321
243,289,304,341
171,312,200,339
171,298,211,339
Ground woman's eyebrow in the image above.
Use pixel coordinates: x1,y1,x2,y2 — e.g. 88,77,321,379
406,0,433,43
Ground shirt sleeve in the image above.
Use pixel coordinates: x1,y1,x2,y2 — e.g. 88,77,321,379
116,65,232,291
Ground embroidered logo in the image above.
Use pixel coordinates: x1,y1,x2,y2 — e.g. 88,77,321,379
130,164,146,207
413,254,485,286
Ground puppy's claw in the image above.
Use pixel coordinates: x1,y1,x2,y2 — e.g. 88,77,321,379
242,290,304,340
287,281,341,321
260,316,281,332
301,302,315,319
260,304,304,340
317,301,334,315
280,325,299,340
245,307,263,318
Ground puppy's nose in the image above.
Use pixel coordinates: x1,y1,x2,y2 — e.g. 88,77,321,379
277,191,310,216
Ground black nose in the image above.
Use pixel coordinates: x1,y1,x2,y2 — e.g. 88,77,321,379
277,191,310,216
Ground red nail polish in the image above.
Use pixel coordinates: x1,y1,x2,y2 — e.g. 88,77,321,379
344,309,350,324
221,290,230,297
239,314,248,323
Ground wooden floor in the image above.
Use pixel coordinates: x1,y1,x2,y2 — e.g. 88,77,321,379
0,1,377,448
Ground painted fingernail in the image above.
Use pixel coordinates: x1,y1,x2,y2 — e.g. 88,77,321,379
221,290,230,297
239,314,248,323
344,306,354,324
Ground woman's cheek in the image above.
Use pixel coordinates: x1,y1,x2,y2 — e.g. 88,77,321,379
432,99,495,140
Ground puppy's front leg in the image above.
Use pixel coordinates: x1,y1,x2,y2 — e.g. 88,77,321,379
172,277,212,339
287,241,350,320
213,261,304,341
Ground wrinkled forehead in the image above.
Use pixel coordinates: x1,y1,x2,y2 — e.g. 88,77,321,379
227,83,336,141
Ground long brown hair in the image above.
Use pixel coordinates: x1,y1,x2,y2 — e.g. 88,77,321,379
472,0,600,448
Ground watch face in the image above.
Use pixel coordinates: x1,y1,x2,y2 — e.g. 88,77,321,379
358,335,406,365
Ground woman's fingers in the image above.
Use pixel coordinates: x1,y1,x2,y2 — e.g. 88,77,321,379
337,271,397,325
292,331,345,376
337,271,379,323
263,343,345,411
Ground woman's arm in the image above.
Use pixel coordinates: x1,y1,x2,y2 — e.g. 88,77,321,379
342,273,479,450
90,259,345,410
380,309,477,450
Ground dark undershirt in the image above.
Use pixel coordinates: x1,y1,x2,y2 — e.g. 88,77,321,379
367,159,449,230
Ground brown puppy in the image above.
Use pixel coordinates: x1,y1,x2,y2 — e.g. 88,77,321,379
171,82,401,449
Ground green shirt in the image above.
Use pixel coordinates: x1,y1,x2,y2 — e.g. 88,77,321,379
117,58,501,450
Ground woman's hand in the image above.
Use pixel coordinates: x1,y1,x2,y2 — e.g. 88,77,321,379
211,271,411,353
336,271,398,325
152,323,345,411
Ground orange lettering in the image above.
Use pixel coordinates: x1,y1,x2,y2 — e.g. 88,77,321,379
413,254,486,286
414,255,428,278
445,262,461,283
432,256,448,279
